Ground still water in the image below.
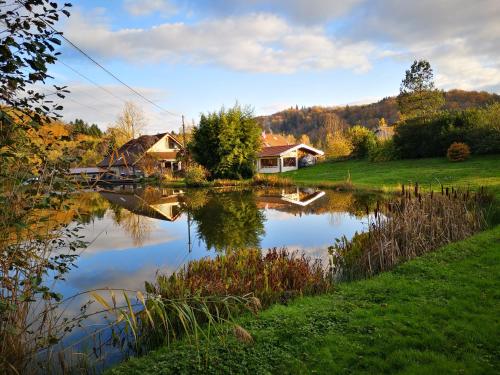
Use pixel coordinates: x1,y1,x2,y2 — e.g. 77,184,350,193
43,185,379,370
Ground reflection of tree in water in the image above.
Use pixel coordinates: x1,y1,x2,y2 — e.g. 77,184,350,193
109,204,153,247
185,190,265,252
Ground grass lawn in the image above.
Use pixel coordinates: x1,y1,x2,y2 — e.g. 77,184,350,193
283,154,500,198
107,226,500,375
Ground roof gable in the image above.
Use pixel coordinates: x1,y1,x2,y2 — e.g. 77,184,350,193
98,133,172,167
258,143,324,158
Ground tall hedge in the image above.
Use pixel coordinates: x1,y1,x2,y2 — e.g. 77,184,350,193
394,103,500,158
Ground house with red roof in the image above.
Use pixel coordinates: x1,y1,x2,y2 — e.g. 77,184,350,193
257,132,324,174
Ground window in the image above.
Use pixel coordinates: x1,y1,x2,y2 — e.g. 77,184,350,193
283,157,296,167
260,158,278,168
168,139,179,149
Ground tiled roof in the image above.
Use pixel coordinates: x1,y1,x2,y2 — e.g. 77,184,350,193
258,144,298,157
262,132,292,147
98,133,167,167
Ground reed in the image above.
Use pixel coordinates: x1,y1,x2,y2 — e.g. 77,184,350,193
252,174,294,187
93,248,330,356
330,185,490,280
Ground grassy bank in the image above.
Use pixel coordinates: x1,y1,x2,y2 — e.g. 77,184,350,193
108,226,500,374
284,155,500,198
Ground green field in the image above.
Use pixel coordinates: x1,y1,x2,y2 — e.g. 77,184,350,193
108,226,500,375
108,155,500,374
284,155,500,198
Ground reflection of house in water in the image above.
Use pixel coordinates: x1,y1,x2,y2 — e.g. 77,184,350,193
257,187,326,210
99,188,184,222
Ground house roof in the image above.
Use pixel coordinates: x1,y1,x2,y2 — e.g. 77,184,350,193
261,132,292,147
258,143,324,158
98,133,180,167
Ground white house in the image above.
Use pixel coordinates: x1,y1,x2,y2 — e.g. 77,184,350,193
256,143,324,174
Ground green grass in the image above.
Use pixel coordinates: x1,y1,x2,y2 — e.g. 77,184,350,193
284,155,500,198
107,226,500,375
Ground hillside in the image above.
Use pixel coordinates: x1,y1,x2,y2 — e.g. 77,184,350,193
256,90,500,143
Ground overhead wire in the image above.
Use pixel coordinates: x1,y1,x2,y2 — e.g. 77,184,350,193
15,0,183,119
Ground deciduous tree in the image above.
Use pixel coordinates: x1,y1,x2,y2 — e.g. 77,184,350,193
189,104,261,179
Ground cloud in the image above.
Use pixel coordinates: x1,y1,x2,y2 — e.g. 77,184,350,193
352,0,500,89
183,0,362,24
123,0,177,17
45,80,179,131
63,11,374,74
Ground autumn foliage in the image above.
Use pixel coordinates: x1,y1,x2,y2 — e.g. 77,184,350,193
447,142,471,162
151,248,330,308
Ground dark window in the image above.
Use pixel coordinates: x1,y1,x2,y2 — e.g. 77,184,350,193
283,157,296,167
260,158,278,167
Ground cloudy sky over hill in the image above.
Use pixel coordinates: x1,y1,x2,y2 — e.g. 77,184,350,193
48,0,500,132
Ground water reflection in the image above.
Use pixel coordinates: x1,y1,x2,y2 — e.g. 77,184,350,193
29,185,383,372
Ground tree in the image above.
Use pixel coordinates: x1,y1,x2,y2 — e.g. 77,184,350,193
109,102,146,146
298,134,311,145
70,118,102,137
397,60,445,120
0,1,72,124
189,104,261,179
324,131,352,159
347,125,377,158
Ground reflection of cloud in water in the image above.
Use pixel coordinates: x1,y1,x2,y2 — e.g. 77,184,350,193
264,209,299,221
264,244,330,264
80,212,179,254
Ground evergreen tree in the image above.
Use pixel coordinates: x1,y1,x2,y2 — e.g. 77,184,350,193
397,60,445,120
189,104,262,179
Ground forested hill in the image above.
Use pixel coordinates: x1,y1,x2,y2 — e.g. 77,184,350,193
256,89,500,141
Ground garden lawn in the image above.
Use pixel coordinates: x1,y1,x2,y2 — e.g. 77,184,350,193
283,154,500,199
107,226,500,375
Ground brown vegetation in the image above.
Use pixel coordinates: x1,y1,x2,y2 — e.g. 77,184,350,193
330,185,489,280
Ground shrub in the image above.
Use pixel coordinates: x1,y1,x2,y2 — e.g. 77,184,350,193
324,132,353,159
368,139,400,162
346,125,377,159
151,248,330,308
447,142,471,161
393,103,500,159
184,163,208,187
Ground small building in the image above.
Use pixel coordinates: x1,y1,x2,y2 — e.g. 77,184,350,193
97,133,183,177
256,143,324,174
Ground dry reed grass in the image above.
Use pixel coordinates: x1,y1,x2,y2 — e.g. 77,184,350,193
330,184,489,280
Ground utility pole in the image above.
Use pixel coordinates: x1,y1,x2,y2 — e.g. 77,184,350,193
181,114,188,169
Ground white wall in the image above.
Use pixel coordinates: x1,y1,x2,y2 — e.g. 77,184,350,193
257,151,298,174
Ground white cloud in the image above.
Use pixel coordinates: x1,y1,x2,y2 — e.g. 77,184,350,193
123,0,177,17
47,80,180,132
354,0,500,90
63,11,374,74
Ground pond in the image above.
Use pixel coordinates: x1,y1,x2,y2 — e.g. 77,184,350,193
38,185,381,371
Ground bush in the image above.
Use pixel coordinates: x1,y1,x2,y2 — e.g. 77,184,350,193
324,132,353,159
368,139,400,162
447,142,471,161
346,125,377,159
393,103,500,159
151,248,330,308
184,163,208,186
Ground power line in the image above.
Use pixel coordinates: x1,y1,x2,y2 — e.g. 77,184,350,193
55,31,182,118
16,0,182,119
58,60,130,106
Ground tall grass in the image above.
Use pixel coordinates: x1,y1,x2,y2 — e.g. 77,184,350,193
330,185,490,280
153,248,330,307
92,248,330,356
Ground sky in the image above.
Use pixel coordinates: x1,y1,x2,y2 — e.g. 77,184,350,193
45,0,500,133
